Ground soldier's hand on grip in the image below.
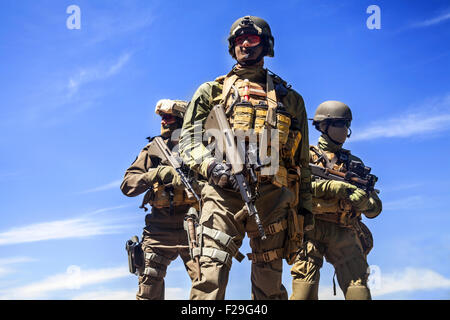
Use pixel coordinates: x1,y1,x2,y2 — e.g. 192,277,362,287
156,166,183,189
207,161,239,191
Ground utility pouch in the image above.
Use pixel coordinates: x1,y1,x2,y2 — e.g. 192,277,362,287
284,168,304,264
276,108,291,145
282,130,302,160
125,236,143,275
356,220,374,256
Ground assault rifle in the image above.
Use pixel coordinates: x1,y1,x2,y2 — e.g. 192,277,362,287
205,104,267,240
310,160,379,193
147,136,200,203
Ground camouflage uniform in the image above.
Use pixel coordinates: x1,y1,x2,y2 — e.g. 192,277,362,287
121,101,198,300
290,135,382,300
179,63,312,299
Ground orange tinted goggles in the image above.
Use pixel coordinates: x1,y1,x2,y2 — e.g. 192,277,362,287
235,34,261,47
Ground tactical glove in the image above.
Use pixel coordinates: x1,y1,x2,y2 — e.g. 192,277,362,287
363,191,382,218
312,180,357,200
149,166,184,190
207,161,239,191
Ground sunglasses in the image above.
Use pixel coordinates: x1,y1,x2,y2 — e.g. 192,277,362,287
330,120,351,128
161,114,176,124
235,34,261,47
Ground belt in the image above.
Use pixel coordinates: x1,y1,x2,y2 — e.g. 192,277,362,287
315,212,358,227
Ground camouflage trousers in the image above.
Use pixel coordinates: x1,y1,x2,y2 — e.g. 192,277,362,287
290,218,371,300
137,209,197,300
190,182,296,300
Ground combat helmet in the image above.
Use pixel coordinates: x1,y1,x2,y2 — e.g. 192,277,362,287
312,100,353,127
228,15,274,58
155,99,188,118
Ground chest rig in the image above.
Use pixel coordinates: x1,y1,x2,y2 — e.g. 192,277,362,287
216,70,302,189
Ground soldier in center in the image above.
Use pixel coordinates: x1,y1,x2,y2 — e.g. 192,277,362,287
179,16,313,300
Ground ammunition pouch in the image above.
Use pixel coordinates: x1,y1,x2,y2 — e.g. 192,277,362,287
229,102,292,146
125,236,144,275
355,220,374,256
314,200,360,227
257,165,288,188
143,182,198,211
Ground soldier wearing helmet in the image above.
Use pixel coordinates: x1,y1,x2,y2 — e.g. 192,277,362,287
179,16,313,299
121,100,199,300
290,101,382,300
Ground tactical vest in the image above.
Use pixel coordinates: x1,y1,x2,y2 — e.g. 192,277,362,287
215,72,302,189
148,182,197,209
140,147,198,212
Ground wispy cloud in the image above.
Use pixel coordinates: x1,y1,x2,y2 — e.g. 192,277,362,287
410,12,450,28
0,257,35,278
68,53,132,96
318,267,450,299
72,289,136,300
71,287,188,300
0,208,130,246
351,94,450,142
79,179,123,194
0,265,129,300
383,196,424,211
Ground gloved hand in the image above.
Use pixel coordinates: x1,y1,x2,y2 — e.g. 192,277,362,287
156,166,184,189
313,180,357,199
348,187,370,211
207,161,239,191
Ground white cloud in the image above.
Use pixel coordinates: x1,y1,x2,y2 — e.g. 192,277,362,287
68,52,132,95
0,257,35,278
351,95,450,142
318,267,450,299
71,287,189,300
411,12,450,28
72,289,136,300
0,214,126,246
0,265,129,300
79,179,122,194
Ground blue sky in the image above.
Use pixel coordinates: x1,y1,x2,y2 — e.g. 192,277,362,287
0,0,449,300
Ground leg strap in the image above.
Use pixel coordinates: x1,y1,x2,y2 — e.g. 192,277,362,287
246,218,288,239
144,252,172,266
196,225,245,262
192,247,232,269
143,267,166,278
247,248,284,263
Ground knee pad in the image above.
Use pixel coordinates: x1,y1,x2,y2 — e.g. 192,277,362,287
290,280,319,300
345,285,371,300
